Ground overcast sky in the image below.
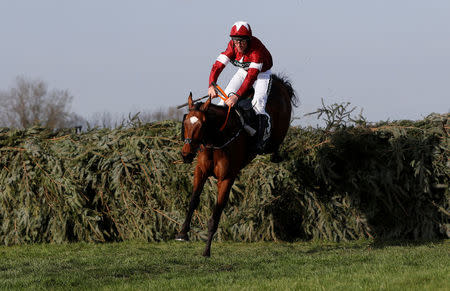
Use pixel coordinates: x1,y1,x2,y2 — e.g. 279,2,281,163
1,0,449,125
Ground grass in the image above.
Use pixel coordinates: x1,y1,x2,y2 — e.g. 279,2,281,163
0,240,448,290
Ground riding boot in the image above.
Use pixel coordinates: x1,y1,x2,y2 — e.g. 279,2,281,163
255,114,270,154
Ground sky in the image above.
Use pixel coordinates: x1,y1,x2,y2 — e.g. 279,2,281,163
1,0,449,126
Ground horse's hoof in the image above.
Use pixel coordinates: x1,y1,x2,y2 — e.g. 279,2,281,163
202,246,211,257
174,233,189,242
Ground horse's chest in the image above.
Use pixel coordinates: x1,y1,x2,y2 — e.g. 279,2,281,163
212,159,228,180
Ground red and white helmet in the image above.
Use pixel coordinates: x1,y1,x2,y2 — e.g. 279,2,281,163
230,21,252,38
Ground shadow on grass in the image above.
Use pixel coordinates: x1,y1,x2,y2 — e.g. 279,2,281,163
369,239,448,249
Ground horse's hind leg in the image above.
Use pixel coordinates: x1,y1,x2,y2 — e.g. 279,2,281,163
203,177,234,257
175,165,209,241
270,147,283,163
265,141,282,163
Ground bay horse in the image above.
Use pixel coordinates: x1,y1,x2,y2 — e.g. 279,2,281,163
176,74,297,257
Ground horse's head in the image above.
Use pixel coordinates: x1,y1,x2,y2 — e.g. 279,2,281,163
181,93,211,163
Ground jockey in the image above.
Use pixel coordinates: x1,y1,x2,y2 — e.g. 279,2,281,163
208,21,273,153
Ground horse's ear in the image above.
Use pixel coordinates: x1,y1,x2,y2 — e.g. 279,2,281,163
188,92,193,110
200,96,211,112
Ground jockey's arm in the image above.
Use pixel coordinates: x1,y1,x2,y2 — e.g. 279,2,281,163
224,94,239,107
224,65,260,107
208,85,217,98
226,64,261,107
235,67,260,97
208,42,235,98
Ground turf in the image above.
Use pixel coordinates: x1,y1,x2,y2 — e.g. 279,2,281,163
0,240,448,290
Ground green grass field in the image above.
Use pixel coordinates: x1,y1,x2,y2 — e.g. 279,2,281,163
0,240,448,290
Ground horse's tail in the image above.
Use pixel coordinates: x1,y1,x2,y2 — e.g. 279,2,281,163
271,74,299,107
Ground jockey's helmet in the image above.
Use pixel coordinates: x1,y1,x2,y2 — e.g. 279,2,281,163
230,21,252,39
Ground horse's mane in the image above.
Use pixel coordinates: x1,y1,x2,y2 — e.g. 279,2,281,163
193,102,226,113
192,102,232,128
271,74,299,107
190,102,239,146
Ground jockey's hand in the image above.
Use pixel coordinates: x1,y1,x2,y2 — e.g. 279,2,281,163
208,86,218,98
225,94,239,107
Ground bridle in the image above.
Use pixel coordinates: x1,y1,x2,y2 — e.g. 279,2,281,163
205,127,243,150
182,82,246,153
183,107,244,151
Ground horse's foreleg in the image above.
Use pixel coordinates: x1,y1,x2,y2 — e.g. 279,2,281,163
202,177,234,257
175,166,208,241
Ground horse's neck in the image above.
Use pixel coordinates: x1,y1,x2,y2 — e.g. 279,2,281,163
205,106,221,126
204,105,240,140
206,105,236,128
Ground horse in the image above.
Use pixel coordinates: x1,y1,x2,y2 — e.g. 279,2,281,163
176,74,297,257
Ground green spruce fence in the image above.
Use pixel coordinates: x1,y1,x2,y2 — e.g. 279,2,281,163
0,113,448,245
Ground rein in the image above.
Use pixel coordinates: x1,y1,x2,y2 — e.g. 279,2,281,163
204,126,243,150
204,106,246,149
183,82,241,150
211,82,232,132
220,106,232,132
184,107,244,150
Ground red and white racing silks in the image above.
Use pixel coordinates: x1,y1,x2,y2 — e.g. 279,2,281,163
208,36,273,98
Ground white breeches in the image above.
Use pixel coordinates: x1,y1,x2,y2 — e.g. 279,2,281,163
218,68,272,118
